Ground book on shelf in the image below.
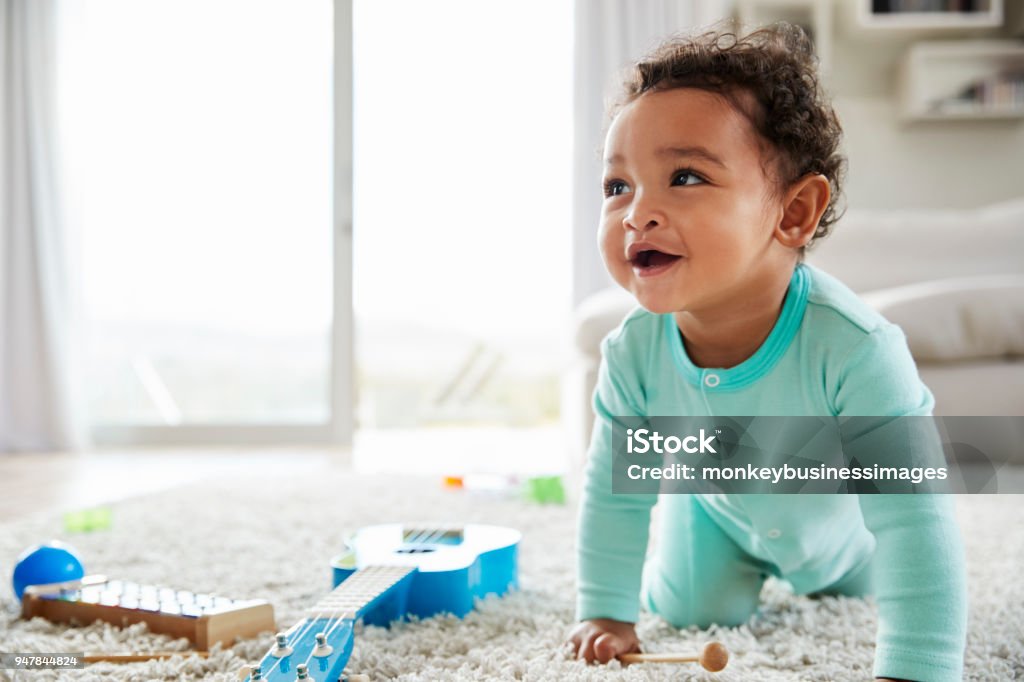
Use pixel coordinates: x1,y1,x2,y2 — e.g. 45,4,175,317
929,72,1024,114
872,0,981,13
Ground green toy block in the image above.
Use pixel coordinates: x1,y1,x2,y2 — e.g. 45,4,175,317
63,507,113,533
522,475,566,505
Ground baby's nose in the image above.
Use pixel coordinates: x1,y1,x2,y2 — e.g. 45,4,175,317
624,192,666,231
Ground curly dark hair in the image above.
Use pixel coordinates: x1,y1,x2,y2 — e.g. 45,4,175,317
609,22,846,247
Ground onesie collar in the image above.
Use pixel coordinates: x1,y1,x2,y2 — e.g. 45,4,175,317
664,264,809,391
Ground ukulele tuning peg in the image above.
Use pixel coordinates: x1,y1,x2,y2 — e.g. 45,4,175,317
296,663,311,680
271,631,293,657
312,631,334,658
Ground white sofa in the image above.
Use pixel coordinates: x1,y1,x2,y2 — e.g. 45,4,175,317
567,198,1024,469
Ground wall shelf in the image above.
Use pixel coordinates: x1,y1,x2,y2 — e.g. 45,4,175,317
737,0,1022,123
898,40,1024,121
858,0,1003,31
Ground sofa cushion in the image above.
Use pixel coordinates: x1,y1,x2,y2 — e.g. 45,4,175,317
572,287,633,354
918,361,1024,418
807,200,1024,293
862,275,1024,362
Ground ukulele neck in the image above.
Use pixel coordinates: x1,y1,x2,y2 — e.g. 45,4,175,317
309,565,416,620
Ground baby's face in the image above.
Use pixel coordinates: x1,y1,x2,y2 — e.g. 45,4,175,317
599,88,786,315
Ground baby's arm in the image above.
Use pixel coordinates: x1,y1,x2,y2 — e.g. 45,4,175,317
859,494,967,682
573,342,657,661
836,325,968,682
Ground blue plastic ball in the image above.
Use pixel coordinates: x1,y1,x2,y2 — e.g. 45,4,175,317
12,542,85,600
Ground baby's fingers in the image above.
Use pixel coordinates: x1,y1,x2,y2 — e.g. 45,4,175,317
566,631,582,658
575,629,601,663
593,632,634,664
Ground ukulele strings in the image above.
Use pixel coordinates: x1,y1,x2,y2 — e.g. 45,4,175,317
315,523,442,639
258,608,330,678
257,526,454,678
311,526,450,654
403,526,450,548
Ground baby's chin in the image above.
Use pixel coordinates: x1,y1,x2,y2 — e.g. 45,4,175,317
628,291,684,316
609,274,686,314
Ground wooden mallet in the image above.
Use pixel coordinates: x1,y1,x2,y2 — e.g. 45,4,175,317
84,651,210,664
619,641,729,672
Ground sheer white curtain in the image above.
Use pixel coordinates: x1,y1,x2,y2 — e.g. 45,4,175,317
0,0,85,452
572,0,735,305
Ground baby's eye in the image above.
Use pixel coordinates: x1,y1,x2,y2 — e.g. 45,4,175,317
671,170,704,186
603,179,630,198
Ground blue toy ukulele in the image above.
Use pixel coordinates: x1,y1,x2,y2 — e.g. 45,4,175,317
241,524,520,682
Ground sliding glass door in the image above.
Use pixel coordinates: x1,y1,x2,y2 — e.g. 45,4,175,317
351,0,572,437
57,0,352,445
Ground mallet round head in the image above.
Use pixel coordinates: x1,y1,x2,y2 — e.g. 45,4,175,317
699,642,729,672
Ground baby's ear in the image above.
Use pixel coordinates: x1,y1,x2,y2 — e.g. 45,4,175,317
775,173,830,249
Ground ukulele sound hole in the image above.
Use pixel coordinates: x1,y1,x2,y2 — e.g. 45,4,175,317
396,545,437,554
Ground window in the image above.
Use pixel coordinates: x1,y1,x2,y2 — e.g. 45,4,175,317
57,0,572,461
57,0,338,438
352,0,573,437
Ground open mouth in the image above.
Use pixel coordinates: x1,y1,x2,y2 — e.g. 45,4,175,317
631,249,683,272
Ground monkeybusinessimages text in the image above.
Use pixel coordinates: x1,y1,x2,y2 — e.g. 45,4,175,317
624,428,949,486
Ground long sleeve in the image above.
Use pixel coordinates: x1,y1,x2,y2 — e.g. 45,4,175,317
576,339,658,623
836,324,968,682
858,495,967,682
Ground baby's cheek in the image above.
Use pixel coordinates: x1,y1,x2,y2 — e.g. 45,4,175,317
597,224,621,263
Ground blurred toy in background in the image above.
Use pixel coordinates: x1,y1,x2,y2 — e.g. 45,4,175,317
442,473,566,504
522,475,566,504
63,507,113,533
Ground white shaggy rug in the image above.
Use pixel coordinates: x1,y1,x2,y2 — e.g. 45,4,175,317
1,469,1022,681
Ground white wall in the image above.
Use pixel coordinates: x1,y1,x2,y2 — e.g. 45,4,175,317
828,19,1024,211
836,95,1024,210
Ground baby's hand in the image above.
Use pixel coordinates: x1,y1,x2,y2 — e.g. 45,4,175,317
568,618,641,664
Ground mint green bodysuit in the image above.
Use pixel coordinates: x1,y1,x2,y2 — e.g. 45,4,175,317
577,264,967,682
